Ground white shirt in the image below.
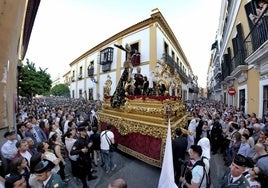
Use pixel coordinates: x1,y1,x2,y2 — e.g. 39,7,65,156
1,140,18,160
100,130,114,150
65,138,78,161
64,120,70,134
20,150,32,165
44,151,60,173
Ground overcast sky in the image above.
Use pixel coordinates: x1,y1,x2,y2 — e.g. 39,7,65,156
25,0,221,87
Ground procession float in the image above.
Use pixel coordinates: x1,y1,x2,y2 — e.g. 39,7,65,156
98,44,189,168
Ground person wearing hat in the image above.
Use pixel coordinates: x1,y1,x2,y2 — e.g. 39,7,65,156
34,160,66,188
1,130,18,174
5,174,27,188
70,126,97,188
219,154,250,188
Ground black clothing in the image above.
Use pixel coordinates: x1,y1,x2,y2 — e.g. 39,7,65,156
110,68,129,108
211,121,223,153
172,135,188,185
70,136,96,187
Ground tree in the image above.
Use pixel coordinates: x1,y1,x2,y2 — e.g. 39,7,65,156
50,84,70,97
18,59,52,98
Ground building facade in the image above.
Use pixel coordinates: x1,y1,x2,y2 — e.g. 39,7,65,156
65,9,199,102
207,0,268,118
0,0,40,134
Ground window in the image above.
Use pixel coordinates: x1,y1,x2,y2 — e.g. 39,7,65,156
88,61,94,77
100,47,114,65
130,42,140,67
78,66,83,79
130,43,139,52
79,89,82,98
239,89,245,113
88,88,93,101
263,86,268,118
164,42,169,54
72,90,74,98
72,71,75,81
171,51,175,60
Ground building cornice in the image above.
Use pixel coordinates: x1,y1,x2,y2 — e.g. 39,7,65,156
69,10,190,70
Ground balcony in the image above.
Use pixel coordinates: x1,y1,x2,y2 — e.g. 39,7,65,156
77,74,83,80
88,67,94,77
71,76,75,82
162,53,190,83
214,82,221,91
102,63,111,72
244,8,268,61
213,65,221,79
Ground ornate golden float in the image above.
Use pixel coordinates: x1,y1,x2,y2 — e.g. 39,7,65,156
98,60,189,168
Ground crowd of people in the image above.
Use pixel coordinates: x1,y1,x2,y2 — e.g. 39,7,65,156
172,99,268,187
3,95,268,187
0,97,125,188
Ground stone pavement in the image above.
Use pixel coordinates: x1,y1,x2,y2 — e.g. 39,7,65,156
65,151,226,188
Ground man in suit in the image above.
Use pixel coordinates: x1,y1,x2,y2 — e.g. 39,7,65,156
172,127,188,186
34,160,66,188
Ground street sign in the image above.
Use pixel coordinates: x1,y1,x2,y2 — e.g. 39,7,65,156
228,88,236,96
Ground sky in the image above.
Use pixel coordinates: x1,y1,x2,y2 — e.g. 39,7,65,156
25,0,221,88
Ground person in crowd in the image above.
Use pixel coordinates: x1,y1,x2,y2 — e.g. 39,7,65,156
90,126,103,167
39,121,49,139
34,160,66,188
197,136,211,173
252,123,262,144
1,130,18,174
225,122,239,166
48,133,69,182
17,123,27,140
210,117,223,155
187,117,198,151
231,132,242,162
5,174,27,188
172,127,188,185
64,114,74,134
108,178,127,188
100,123,117,174
238,133,250,157
36,142,60,174
28,116,47,142
179,145,208,188
28,152,43,188
24,137,38,155
71,126,97,188
14,139,33,165
219,154,250,187
245,166,266,188
64,128,79,180
257,129,268,144
238,120,246,135
254,142,268,176
8,156,30,188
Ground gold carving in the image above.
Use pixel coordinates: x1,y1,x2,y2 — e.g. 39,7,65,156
103,75,112,96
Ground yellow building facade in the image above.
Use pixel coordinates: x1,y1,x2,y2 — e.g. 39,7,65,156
208,0,268,118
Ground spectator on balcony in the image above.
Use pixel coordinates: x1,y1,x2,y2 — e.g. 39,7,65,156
249,0,268,45
249,0,268,24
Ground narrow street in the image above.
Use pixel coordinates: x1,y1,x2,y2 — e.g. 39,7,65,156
66,151,226,188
